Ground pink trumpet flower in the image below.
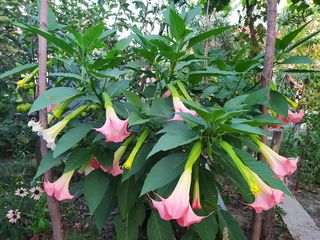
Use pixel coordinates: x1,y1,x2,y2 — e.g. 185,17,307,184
220,141,285,213
44,170,75,201
172,97,197,121
288,110,304,124
248,170,285,213
150,142,206,227
95,93,130,143
191,180,201,210
254,138,298,180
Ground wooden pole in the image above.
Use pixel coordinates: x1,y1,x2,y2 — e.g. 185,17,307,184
251,0,277,239
38,0,64,239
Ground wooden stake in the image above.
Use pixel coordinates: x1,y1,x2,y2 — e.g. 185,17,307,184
251,0,277,239
38,0,63,239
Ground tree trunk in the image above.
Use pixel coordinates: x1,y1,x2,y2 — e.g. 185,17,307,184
251,1,277,239
38,0,64,239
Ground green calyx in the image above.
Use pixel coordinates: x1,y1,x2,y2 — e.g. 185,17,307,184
185,142,202,170
102,92,113,109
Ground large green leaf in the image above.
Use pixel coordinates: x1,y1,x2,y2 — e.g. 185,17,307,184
54,124,92,158
29,87,81,114
235,149,292,196
276,21,309,50
188,26,229,48
270,91,289,117
189,67,238,78
0,63,37,79
223,123,266,135
64,147,93,172
94,178,117,230
168,8,186,41
192,215,218,240
117,179,140,219
14,22,74,55
84,171,110,213
114,203,145,240
122,90,143,109
84,22,104,47
281,56,314,64
217,209,246,240
147,211,174,240
147,122,197,158
287,29,320,52
34,151,63,179
141,153,186,195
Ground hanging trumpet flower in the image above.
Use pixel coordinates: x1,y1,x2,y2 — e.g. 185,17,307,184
220,141,285,213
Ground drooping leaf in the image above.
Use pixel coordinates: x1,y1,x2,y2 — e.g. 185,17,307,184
188,26,229,48
54,124,92,158
64,147,93,172
29,87,81,114
0,63,37,79
14,22,74,55
114,203,145,240
94,178,117,230
84,170,110,213
122,90,143,109
147,210,174,240
281,56,314,64
269,91,289,117
141,153,186,195
117,179,140,219
217,209,246,240
192,215,218,240
147,122,197,158
34,151,63,179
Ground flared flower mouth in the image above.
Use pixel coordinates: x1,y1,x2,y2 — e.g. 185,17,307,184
248,170,285,213
28,119,43,136
44,170,75,201
41,120,69,150
172,97,197,121
255,138,298,180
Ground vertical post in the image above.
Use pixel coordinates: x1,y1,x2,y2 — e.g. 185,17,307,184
251,0,277,239
38,1,64,239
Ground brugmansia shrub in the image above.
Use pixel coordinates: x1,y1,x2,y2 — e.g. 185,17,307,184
6,7,312,239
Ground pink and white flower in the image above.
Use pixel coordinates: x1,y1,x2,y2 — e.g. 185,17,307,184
6,209,21,224
288,110,304,124
150,169,205,227
28,120,43,136
248,170,285,213
95,93,130,143
44,171,74,201
171,97,197,121
256,139,298,180
30,186,43,200
191,180,201,210
15,187,28,197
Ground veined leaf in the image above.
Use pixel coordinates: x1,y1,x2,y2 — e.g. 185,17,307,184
0,63,37,79
281,56,314,64
188,26,229,48
29,87,81,114
147,211,174,240
168,8,186,41
140,153,186,195
54,124,92,158
84,171,110,213
147,122,197,158
14,22,74,55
